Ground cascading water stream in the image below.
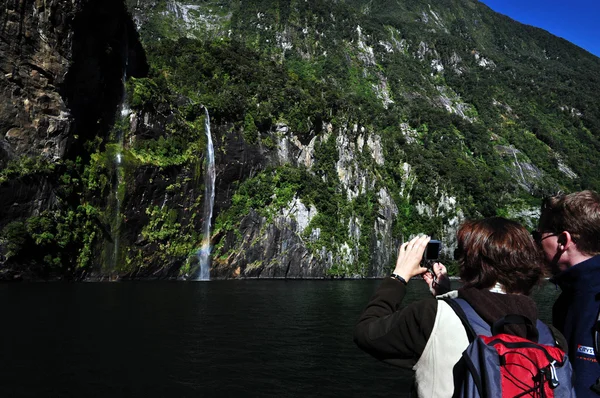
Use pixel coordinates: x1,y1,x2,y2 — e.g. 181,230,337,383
196,107,215,281
109,73,130,275
512,149,526,184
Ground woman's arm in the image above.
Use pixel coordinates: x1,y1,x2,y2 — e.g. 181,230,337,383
354,235,438,368
354,278,438,368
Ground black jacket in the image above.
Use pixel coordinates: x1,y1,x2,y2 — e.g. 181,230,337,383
551,255,600,397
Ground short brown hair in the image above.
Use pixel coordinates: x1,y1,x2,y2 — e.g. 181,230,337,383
456,217,543,295
538,190,600,255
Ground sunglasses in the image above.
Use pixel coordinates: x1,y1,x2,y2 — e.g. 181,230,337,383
531,230,558,244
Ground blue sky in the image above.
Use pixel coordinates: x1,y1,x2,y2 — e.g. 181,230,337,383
479,0,600,58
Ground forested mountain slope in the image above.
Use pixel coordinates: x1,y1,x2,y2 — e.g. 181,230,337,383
2,0,599,279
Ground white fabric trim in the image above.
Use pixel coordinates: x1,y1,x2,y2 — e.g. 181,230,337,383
412,297,469,398
489,282,506,294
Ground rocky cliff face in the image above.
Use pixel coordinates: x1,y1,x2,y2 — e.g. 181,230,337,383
0,0,74,229
212,126,402,278
0,0,146,164
0,0,147,279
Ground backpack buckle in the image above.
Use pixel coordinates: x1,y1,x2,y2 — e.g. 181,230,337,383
545,360,560,389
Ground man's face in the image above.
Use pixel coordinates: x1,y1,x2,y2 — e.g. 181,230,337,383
537,232,568,274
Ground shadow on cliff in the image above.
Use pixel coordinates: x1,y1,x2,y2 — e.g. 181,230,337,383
61,0,148,161
0,0,149,281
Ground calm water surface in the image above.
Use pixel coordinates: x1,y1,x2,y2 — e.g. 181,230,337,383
0,280,560,397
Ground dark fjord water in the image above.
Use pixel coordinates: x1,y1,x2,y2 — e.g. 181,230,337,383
0,280,560,397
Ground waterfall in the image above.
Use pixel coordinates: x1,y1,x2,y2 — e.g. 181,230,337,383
196,107,215,281
512,149,526,184
109,73,130,275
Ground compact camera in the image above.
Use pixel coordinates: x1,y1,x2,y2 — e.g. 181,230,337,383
424,240,442,261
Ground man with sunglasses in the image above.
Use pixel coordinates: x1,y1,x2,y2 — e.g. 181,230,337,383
536,190,600,397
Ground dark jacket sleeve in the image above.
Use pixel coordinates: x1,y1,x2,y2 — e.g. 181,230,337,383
353,278,438,369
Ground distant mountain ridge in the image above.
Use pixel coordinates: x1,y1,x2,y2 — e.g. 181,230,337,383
1,0,599,279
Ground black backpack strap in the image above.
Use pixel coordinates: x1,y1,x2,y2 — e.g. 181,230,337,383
492,315,539,342
441,298,491,342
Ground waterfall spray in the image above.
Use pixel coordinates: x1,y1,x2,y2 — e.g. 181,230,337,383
196,106,215,280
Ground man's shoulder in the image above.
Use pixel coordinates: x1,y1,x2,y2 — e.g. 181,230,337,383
580,256,600,288
578,254,600,268
562,255,600,290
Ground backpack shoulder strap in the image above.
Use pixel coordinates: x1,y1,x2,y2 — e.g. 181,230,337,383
536,320,557,346
441,297,491,342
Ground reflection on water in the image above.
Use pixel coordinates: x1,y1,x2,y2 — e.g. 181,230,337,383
0,280,561,397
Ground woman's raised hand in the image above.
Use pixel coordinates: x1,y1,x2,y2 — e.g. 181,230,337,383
423,262,451,296
393,235,430,282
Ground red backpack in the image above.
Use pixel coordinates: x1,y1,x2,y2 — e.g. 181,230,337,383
443,298,576,397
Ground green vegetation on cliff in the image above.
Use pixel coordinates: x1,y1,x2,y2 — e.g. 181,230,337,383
131,0,599,277
3,0,600,279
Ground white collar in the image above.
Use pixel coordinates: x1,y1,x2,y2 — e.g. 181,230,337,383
489,282,506,294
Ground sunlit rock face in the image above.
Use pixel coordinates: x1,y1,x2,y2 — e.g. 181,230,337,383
370,188,399,277
212,206,329,279
210,119,411,279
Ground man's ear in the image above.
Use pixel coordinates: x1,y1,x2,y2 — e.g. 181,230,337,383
557,231,573,250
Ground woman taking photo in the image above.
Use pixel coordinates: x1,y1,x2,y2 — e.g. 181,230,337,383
354,217,568,397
